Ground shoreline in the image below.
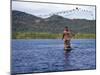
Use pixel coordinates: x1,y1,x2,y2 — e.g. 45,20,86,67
12,32,95,39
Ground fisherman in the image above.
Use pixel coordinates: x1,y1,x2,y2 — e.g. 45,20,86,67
62,26,73,50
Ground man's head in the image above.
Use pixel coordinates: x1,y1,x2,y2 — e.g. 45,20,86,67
64,26,68,31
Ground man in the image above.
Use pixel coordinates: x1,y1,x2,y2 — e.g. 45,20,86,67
62,26,73,50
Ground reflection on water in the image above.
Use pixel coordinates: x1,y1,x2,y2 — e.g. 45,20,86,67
12,39,96,74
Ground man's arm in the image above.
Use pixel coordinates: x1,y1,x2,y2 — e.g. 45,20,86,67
69,30,75,37
62,33,65,40
71,31,76,37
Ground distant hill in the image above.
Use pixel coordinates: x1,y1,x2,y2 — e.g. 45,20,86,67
12,10,96,34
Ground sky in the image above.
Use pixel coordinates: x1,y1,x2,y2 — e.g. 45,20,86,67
12,1,96,20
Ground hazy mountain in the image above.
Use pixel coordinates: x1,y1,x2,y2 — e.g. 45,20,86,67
12,10,96,34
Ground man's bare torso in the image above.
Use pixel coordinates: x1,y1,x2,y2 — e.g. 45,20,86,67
63,30,72,40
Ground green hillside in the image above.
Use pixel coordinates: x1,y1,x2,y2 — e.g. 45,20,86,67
12,10,96,39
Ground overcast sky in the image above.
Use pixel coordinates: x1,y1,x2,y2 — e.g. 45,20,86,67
12,1,96,20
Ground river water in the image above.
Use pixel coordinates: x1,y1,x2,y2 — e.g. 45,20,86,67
11,39,96,74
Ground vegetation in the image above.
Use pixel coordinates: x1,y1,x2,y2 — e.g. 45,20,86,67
12,32,95,39
74,33,95,39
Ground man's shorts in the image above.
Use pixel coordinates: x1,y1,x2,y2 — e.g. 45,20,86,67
64,40,70,46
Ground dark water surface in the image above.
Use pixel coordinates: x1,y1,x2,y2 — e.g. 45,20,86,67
12,39,96,74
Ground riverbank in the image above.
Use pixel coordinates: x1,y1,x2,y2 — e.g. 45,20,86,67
12,32,95,39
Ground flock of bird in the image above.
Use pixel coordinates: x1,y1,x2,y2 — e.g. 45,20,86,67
38,7,94,19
